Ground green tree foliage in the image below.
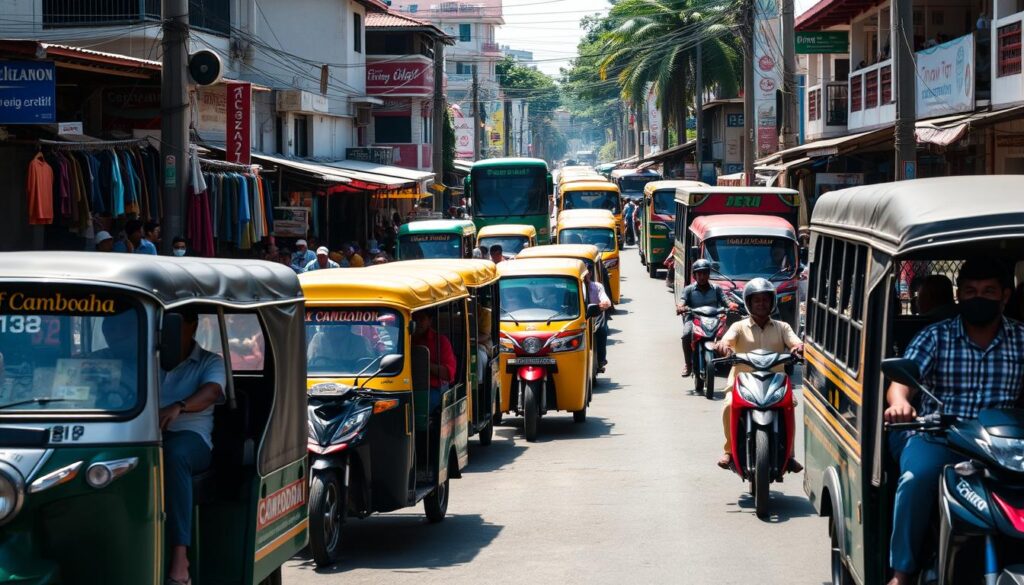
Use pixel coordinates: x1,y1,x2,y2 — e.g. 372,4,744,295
598,141,618,162
496,56,564,162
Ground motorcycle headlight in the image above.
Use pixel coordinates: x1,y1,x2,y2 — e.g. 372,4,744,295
331,408,372,443
548,330,584,353
522,337,544,354
978,435,1024,473
0,463,24,526
736,373,788,407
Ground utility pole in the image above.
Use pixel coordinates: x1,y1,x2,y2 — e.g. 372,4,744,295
161,0,189,255
503,98,511,156
472,66,481,161
695,42,704,173
781,0,798,150
431,40,445,185
743,0,755,185
892,0,916,179
636,103,646,160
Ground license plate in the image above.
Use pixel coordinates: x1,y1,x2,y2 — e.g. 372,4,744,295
507,357,557,366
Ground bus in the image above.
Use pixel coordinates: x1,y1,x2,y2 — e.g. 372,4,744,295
465,157,554,244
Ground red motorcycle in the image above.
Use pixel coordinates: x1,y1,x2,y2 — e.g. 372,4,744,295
681,306,731,399
714,350,801,519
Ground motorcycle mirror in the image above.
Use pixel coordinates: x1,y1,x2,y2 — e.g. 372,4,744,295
882,358,947,412
586,304,602,319
379,353,403,376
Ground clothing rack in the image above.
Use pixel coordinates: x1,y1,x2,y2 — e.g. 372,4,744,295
39,138,151,151
198,156,264,173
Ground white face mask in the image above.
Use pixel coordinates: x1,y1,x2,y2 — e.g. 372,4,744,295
173,249,186,257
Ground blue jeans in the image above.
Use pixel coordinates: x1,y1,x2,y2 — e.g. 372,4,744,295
595,320,609,365
889,431,965,574
164,430,212,547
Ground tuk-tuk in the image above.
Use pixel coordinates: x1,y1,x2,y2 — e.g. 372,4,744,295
0,253,307,585
609,168,662,201
639,180,707,278
497,258,599,441
396,219,477,260
802,177,1024,584
555,209,621,303
374,259,501,446
559,180,624,238
476,224,538,258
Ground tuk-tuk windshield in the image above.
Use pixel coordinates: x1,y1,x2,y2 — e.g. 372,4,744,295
500,276,581,322
479,236,529,255
0,288,142,413
399,233,461,259
559,228,615,252
619,176,658,196
305,308,403,376
704,236,798,280
562,191,620,214
652,191,676,215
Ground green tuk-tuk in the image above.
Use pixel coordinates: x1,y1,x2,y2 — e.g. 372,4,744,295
0,253,307,585
396,220,477,260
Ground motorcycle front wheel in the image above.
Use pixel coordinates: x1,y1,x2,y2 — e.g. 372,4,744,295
309,469,345,567
704,351,716,399
754,427,771,520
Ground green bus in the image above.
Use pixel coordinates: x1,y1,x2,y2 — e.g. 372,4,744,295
464,158,554,244
396,219,477,260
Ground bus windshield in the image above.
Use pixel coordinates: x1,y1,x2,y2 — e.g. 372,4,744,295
562,190,620,214
652,191,676,216
704,236,798,280
472,166,548,217
399,233,462,259
500,276,580,322
0,287,142,414
558,228,616,252
305,308,403,377
619,176,659,196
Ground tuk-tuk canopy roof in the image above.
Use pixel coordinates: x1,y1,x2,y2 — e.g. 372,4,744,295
557,209,618,229
0,252,302,308
517,244,601,262
561,180,619,192
497,257,589,279
384,259,499,287
643,180,708,196
477,224,538,239
690,214,797,240
610,168,661,179
811,176,1024,255
398,219,476,237
299,266,469,309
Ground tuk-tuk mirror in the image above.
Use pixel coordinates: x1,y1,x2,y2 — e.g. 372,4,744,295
411,345,430,393
586,304,602,319
379,353,403,376
881,358,922,389
159,312,184,371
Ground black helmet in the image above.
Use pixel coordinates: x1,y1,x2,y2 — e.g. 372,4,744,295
742,277,776,313
692,259,712,273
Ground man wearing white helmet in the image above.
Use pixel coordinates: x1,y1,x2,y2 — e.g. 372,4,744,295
714,277,804,470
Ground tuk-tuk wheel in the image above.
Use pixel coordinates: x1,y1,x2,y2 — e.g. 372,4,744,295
479,421,494,446
648,263,659,279
573,407,587,423
523,381,541,442
258,568,282,585
424,461,450,523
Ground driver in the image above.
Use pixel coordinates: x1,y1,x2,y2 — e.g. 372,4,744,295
309,326,374,369
714,278,803,471
768,240,794,273
883,259,1024,585
676,259,735,377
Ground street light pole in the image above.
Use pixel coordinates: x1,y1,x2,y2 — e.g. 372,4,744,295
893,0,916,179
161,0,189,255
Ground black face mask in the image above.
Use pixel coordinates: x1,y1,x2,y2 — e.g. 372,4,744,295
960,297,1002,326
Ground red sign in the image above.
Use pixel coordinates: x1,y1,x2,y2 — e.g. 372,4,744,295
226,82,251,165
257,479,306,530
366,61,433,96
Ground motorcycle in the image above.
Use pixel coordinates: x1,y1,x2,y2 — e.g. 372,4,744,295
882,358,1024,585
682,306,732,399
713,349,801,519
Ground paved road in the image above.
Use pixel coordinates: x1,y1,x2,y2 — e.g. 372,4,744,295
284,246,831,584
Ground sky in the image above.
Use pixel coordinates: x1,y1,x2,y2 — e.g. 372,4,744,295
495,0,821,77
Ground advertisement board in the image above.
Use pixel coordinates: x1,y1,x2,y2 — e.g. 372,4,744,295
795,31,849,54
916,34,974,118
226,82,251,165
366,61,433,96
0,61,56,124
272,207,310,238
753,0,781,156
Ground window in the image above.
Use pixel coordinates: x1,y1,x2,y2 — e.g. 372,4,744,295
999,22,1022,77
304,308,402,377
354,13,362,53
850,74,863,112
807,236,866,372
456,62,476,75
197,313,267,372
500,276,581,322
375,115,412,143
459,23,472,42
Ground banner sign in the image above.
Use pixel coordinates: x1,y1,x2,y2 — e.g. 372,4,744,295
0,61,56,124
753,0,782,156
916,34,974,118
366,61,433,96
796,31,849,54
226,82,251,165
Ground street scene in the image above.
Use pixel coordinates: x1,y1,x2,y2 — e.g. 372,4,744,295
2,1,1024,585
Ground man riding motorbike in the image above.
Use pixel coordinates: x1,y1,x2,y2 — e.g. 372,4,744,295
883,259,1024,585
676,259,735,377
714,278,803,471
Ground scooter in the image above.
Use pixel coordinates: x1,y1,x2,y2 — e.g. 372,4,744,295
306,355,401,567
713,350,801,519
882,358,1024,585
682,306,731,399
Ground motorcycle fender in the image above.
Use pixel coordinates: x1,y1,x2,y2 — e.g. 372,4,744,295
518,366,547,382
751,410,775,426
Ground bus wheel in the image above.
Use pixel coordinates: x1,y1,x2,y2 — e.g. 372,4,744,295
831,518,854,585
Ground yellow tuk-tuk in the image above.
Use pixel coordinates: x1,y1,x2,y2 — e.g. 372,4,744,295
559,180,623,238
497,258,600,441
555,209,621,303
639,180,707,278
477,224,538,258
299,266,470,564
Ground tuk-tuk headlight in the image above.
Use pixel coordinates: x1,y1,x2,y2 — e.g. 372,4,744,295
0,462,24,525
603,258,619,269
522,337,544,354
548,330,584,353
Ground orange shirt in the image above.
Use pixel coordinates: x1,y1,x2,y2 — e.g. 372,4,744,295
27,154,54,225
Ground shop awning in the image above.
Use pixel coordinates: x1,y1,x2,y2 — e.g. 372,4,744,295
324,159,434,183
636,140,696,169
247,152,355,190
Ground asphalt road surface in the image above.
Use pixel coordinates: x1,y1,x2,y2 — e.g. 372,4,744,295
284,245,831,585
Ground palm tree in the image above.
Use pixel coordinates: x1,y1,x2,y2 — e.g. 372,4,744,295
599,0,743,152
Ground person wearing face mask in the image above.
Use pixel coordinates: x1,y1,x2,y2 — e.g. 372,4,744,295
883,259,1024,585
171,236,188,257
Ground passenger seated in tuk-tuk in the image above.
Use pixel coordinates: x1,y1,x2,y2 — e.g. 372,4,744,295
585,271,612,373
883,259,1024,585
158,308,227,585
911,274,957,320
412,312,456,410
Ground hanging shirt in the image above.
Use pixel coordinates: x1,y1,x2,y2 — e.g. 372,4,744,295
108,151,125,216
27,153,54,225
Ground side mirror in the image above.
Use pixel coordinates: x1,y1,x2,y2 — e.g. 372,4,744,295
881,358,921,388
159,313,184,371
586,304,602,319
379,353,403,376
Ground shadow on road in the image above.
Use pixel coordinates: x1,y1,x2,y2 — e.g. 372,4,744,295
461,427,527,473
592,379,622,395
289,513,503,574
727,490,817,523
494,414,616,444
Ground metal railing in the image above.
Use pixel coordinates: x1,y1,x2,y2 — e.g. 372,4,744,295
42,0,229,34
826,83,848,126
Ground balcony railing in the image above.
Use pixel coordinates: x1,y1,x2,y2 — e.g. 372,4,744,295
42,0,229,34
826,83,848,126
847,59,895,131
481,41,500,53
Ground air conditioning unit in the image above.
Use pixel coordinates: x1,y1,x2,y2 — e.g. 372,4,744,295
356,106,373,127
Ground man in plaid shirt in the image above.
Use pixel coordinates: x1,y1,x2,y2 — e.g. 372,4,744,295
884,259,1024,585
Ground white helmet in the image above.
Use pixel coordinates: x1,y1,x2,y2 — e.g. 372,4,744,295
743,277,777,314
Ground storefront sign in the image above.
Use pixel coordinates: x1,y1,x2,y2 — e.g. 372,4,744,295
346,147,394,165
0,61,56,124
226,82,251,165
795,31,849,54
104,86,161,132
196,86,227,134
814,172,863,202
272,207,310,238
727,113,745,127
276,89,328,114
916,34,974,118
366,61,433,96
754,0,781,156
58,122,83,135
